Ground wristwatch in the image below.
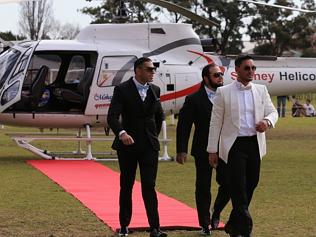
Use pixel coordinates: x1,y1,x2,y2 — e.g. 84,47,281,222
264,119,272,129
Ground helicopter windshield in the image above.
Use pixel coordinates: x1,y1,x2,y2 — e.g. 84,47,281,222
0,41,38,113
0,48,21,88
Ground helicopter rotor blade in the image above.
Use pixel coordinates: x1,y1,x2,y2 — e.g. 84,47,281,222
238,0,316,13
0,0,40,3
141,0,219,27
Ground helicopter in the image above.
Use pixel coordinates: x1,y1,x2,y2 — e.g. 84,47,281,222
0,0,315,160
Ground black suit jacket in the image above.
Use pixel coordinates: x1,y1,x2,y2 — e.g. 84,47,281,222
176,86,213,157
107,78,165,152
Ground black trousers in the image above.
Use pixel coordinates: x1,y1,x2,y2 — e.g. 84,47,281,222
194,155,212,228
117,146,160,229
194,154,230,228
213,158,230,219
226,136,261,236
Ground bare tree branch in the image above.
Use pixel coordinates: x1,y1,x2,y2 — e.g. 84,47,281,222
18,0,54,40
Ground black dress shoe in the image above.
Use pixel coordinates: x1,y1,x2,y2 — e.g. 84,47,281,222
118,226,129,236
244,233,252,237
224,222,233,234
200,226,211,236
210,216,220,229
149,228,167,237
225,224,242,237
230,232,252,237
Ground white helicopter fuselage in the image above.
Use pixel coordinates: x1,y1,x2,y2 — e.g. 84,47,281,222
0,23,315,129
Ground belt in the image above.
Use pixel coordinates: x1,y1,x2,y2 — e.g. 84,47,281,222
236,135,257,141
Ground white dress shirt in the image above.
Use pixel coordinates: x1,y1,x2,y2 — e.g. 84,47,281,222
133,78,149,101
236,81,256,136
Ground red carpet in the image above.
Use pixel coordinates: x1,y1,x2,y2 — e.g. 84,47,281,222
27,160,224,232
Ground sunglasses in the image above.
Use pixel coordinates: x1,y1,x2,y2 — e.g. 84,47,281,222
143,67,156,73
243,66,257,71
211,72,224,78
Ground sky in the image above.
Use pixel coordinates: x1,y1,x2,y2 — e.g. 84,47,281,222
0,0,100,35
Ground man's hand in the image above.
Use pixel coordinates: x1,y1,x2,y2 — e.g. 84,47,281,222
120,132,135,145
208,153,218,168
176,152,187,164
255,119,269,133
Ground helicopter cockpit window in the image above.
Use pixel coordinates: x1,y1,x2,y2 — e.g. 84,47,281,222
0,49,21,88
98,56,135,87
10,48,32,82
26,54,61,86
64,55,85,84
0,80,20,106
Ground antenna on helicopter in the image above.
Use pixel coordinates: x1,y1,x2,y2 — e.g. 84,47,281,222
141,0,219,27
89,0,219,26
113,0,130,23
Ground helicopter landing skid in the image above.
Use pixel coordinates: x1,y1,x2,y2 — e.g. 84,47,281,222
7,122,173,161
11,137,118,161
8,125,118,161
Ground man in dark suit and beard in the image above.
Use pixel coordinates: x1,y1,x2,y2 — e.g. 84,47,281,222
176,64,230,236
107,57,166,237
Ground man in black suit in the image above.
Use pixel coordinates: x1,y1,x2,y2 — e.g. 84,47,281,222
176,64,230,235
107,57,166,237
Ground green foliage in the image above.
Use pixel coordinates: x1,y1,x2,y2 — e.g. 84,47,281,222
249,0,316,56
80,0,248,54
80,0,315,56
191,0,254,54
301,48,316,57
253,42,275,55
153,0,193,23
81,0,153,24
0,31,26,41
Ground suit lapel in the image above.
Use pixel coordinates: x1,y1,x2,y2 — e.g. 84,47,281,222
128,78,144,108
200,88,212,115
230,82,240,128
148,84,157,101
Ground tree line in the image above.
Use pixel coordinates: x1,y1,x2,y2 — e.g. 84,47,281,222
0,0,80,42
1,0,315,57
81,0,316,57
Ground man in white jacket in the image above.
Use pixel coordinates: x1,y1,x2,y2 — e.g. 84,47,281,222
207,55,278,237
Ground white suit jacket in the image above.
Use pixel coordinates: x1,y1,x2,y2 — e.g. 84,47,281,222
207,81,278,163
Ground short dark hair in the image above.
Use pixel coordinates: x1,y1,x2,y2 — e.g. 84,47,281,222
201,63,216,79
201,63,218,87
235,55,253,67
134,57,152,72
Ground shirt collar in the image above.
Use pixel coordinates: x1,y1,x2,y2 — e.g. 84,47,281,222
204,86,216,101
236,80,252,91
204,86,215,95
133,78,149,90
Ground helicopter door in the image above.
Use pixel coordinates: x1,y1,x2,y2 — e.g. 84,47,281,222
85,55,136,115
157,71,176,115
174,72,199,114
0,42,37,112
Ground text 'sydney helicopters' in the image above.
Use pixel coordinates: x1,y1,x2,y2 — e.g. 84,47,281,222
0,0,315,160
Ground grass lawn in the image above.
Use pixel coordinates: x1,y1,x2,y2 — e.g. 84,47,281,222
0,113,315,237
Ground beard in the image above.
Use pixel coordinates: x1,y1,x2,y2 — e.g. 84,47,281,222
245,76,253,82
208,78,223,89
